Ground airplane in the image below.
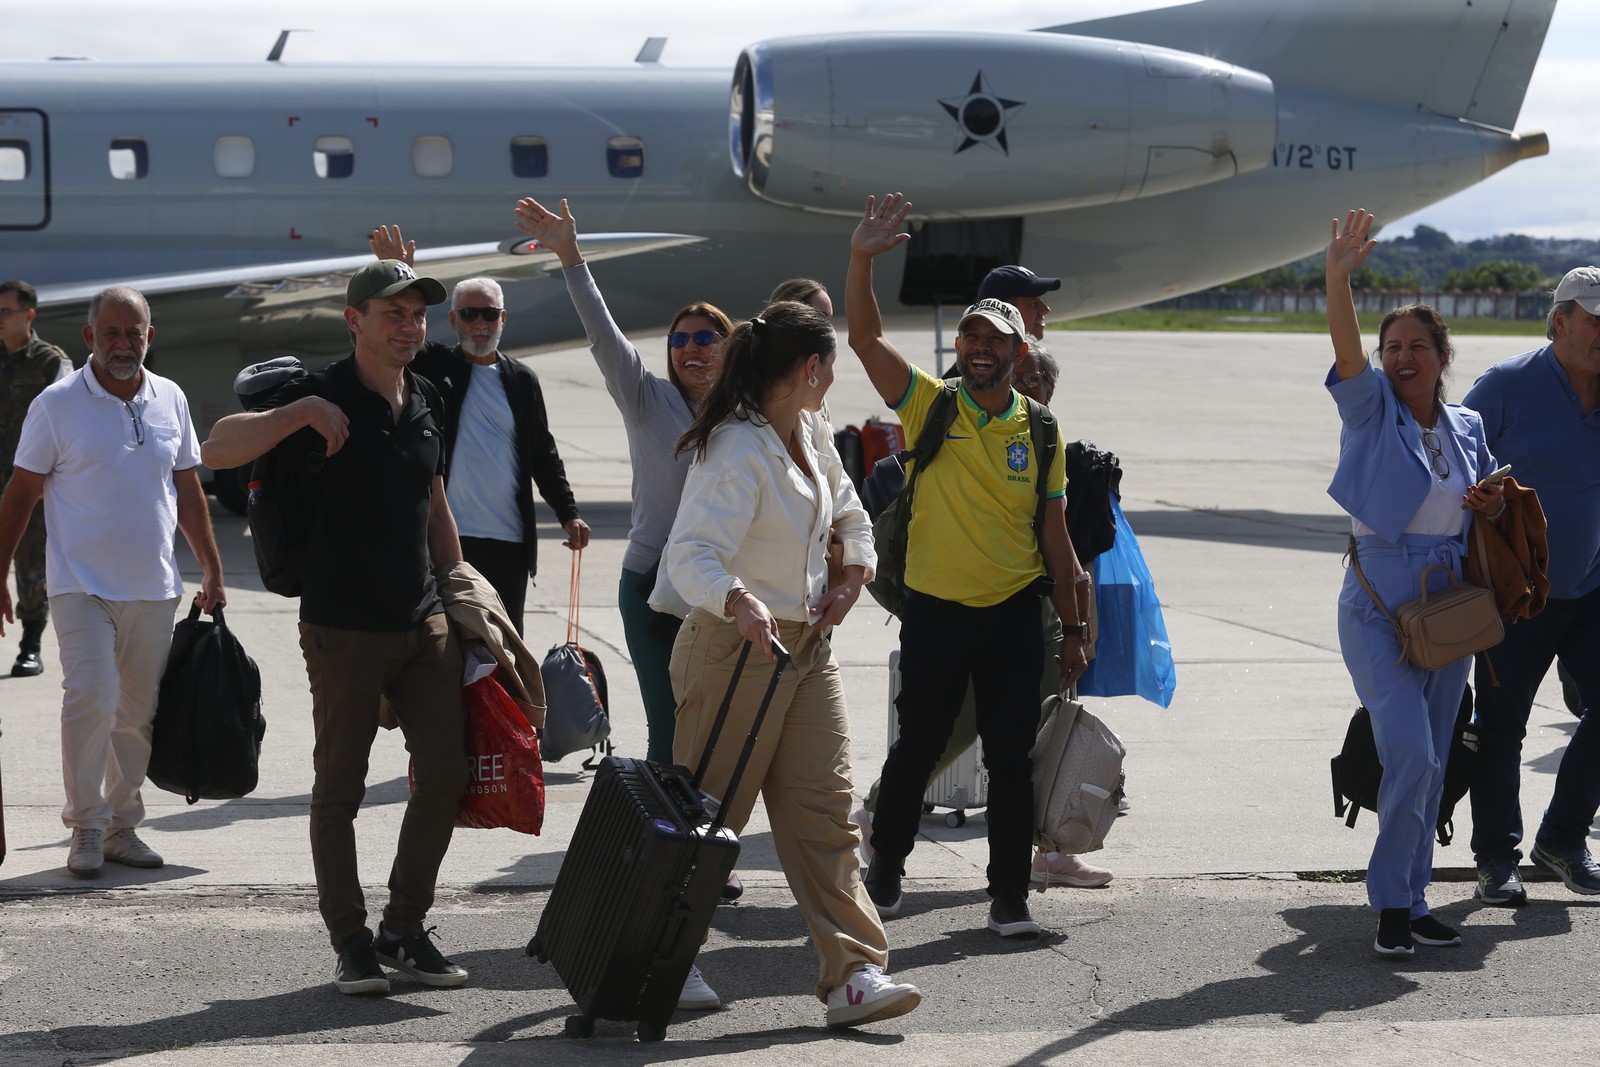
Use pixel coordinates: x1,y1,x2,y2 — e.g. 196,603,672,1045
0,0,1556,507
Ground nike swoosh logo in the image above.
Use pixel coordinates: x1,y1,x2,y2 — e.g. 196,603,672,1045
944,433,971,440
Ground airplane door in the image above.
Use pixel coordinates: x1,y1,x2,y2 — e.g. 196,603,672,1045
898,218,1023,306
0,109,50,230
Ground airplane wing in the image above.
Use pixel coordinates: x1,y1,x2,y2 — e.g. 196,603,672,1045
35,232,704,311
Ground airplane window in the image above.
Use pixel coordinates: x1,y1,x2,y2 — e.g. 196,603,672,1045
413,136,452,178
607,135,644,179
109,137,149,180
214,136,255,179
510,136,548,179
0,140,28,181
314,136,355,179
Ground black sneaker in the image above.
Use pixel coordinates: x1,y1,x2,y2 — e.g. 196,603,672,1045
1474,860,1528,907
987,895,1042,939
863,857,903,919
373,923,470,988
1373,908,1415,957
1410,915,1462,947
334,936,391,995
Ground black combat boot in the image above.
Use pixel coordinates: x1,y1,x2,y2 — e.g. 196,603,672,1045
11,619,44,677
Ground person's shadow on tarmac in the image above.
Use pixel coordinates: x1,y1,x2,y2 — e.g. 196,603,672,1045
1016,896,1585,1064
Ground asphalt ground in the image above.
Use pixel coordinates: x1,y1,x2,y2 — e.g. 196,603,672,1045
1,324,1594,1066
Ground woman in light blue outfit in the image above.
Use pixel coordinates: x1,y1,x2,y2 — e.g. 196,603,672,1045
1324,210,1506,956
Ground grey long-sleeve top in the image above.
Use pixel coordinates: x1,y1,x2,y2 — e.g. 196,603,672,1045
564,262,696,575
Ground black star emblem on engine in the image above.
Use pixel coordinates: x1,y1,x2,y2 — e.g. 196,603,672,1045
939,72,1025,155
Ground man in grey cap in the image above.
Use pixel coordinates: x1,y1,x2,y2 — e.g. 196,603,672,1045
977,264,1061,340
1465,266,1600,906
202,260,473,996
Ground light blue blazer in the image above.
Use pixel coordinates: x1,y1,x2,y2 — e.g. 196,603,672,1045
1325,364,1495,545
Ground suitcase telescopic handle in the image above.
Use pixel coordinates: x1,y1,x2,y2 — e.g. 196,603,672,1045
692,638,791,831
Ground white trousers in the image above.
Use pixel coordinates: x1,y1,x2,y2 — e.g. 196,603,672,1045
52,593,179,831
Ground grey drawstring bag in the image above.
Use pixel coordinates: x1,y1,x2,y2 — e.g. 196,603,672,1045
540,552,611,762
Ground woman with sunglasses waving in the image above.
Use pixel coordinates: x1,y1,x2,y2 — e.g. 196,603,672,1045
513,197,733,773
1324,209,1506,958
649,300,920,1027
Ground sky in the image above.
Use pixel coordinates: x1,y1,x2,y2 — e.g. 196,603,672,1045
5,0,1594,243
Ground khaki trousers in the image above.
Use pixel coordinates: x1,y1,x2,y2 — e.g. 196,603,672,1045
299,614,467,948
52,593,180,830
670,610,888,1001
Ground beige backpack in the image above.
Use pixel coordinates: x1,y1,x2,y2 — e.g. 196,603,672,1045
1031,695,1126,855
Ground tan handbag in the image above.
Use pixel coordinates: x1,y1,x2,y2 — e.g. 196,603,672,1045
1348,536,1504,670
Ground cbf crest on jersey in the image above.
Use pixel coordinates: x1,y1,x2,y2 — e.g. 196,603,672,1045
1006,440,1030,473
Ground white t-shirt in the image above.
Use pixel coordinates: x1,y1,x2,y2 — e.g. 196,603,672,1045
13,365,201,600
447,361,523,543
1352,423,1471,539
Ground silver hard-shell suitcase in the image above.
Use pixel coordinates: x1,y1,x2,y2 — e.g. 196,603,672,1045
886,649,988,827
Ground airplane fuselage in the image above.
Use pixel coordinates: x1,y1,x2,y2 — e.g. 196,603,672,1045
0,2,1552,442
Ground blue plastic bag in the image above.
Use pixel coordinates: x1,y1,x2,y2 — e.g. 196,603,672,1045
1077,498,1176,708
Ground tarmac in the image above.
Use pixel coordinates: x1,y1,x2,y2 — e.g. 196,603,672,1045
1,323,1595,1066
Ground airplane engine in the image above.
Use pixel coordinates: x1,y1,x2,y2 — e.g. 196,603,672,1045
729,32,1277,218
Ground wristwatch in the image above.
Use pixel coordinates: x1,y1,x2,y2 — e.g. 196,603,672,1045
1063,621,1089,640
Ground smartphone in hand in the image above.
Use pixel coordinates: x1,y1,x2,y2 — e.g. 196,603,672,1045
1478,464,1511,488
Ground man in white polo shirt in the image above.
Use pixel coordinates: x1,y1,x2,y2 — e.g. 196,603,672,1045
0,286,225,877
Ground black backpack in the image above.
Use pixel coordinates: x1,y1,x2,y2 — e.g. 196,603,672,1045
1331,687,1477,846
864,382,1057,615
234,357,330,597
148,604,266,804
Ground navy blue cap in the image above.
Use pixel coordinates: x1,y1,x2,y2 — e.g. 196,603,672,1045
977,265,1061,301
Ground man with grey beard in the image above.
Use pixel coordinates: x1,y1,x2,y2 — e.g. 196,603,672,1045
410,276,589,634
0,286,224,877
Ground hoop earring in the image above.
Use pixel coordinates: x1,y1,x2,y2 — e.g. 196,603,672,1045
807,374,819,388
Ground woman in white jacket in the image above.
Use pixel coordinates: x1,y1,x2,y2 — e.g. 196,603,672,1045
652,300,921,1029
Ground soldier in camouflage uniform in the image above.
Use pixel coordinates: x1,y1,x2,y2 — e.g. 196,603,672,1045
0,280,69,676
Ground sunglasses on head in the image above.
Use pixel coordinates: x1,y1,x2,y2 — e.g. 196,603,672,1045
454,306,502,323
669,329,720,349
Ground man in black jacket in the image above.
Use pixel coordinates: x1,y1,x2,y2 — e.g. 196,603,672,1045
411,277,589,634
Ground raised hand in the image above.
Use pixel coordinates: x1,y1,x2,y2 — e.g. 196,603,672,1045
369,224,416,266
1326,209,1377,280
851,193,913,259
513,197,582,267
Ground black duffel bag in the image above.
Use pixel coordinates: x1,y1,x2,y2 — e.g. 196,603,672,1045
149,603,266,804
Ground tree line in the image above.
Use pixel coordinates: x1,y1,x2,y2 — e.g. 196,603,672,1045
1230,226,1600,292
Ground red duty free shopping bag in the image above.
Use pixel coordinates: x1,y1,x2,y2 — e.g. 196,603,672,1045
411,673,546,835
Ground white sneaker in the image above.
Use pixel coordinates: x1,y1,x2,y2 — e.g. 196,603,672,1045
825,965,921,1028
103,828,164,869
852,806,875,867
67,828,104,877
677,965,721,1010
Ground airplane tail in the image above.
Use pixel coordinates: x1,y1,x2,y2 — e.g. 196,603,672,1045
1044,0,1557,131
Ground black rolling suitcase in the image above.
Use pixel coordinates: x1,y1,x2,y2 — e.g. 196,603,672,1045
527,638,790,1042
